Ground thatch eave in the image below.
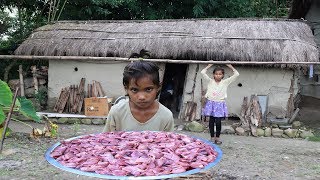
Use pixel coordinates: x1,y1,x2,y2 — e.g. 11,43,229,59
14,18,319,63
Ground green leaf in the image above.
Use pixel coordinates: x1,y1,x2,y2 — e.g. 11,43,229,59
0,80,12,107
18,97,41,122
0,127,12,139
0,108,5,124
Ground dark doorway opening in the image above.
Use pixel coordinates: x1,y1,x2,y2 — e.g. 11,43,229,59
159,63,188,118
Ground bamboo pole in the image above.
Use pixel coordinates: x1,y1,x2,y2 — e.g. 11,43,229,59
31,66,39,93
0,55,319,65
18,65,25,96
0,88,19,153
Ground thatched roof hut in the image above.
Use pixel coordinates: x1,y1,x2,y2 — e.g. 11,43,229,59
15,18,318,63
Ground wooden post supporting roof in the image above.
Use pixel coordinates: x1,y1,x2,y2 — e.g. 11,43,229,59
0,55,320,65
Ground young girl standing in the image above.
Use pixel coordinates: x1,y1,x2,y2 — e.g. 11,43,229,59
201,64,239,144
103,60,174,132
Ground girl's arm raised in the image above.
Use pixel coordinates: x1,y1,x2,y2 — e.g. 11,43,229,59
201,64,213,81
225,64,239,84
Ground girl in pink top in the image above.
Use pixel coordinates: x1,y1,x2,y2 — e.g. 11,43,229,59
201,64,239,144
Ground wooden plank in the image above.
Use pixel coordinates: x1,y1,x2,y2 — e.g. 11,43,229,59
58,87,70,113
1,55,320,65
53,89,63,112
97,82,106,97
37,112,107,118
77,78,86,113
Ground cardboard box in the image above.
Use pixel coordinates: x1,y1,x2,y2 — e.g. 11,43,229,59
84,97,110,116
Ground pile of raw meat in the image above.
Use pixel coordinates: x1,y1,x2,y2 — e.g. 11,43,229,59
50,131,218,177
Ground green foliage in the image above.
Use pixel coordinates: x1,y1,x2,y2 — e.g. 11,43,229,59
0,80,12,107
17,97,41,122
0,80,40,125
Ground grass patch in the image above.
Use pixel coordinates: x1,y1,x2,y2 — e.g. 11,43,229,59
307,136,320,142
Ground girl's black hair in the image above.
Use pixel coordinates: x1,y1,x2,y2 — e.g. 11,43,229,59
213,67,225,75
123,60,160,88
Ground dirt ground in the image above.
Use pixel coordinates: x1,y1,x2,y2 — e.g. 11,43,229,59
0,120,319,180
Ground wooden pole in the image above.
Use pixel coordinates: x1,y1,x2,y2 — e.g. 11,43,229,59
31,66,39,94
18,65,25,96
0,55,319,65
0,88,19,153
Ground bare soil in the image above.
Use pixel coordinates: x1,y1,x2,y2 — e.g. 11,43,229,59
0,120,319,180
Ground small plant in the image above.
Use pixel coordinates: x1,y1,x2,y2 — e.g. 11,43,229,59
0,79,40,138
34,86,48,110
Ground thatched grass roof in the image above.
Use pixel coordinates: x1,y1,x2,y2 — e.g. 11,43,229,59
15,18,319,63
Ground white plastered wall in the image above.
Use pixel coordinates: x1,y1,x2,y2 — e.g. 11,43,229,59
48,60,165,109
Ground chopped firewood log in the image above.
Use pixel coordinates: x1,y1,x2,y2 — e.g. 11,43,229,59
54,87,70,113
240,97,250,130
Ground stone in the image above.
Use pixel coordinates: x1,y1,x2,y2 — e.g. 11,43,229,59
300,130,314,139
284,128,299,138
92,118,106,125
235,127,246,136
176,125,184,131
292,121,302,129
272,128,283,138
67,118,81,124
271,124,279,128
57,117,68,124
281,134,289,138
256,128,265,136
264,127,272,137
81,118,92,125
221,126,235,134
186,121,205,132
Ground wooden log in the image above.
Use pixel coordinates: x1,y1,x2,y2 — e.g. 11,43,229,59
1,55,320,65
249,95,263,136
31,66,39,94
243,95,254,132
53,89,64,112
286,78,295,118
189,103,197,122
99,82,106,97
61,87,70,113
77,78,86,113
239,96,250,129
288,108,300,124
96,82,105,97
18,65,25,96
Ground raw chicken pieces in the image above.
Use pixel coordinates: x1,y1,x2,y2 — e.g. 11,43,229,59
50,131,217,176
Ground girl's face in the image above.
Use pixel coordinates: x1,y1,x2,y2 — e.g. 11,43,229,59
126,76,160,109
213,70,224,82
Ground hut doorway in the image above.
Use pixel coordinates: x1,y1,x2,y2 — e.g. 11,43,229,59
159,63,188,118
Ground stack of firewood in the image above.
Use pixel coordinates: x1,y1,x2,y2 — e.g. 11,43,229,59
87,80,106,98
54,79,107,114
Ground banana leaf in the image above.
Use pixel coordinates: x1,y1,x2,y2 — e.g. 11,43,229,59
18,97,41,122
0,80,12,107
0,108,5,124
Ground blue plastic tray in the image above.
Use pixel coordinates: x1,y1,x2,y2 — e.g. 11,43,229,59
45,132,223,179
